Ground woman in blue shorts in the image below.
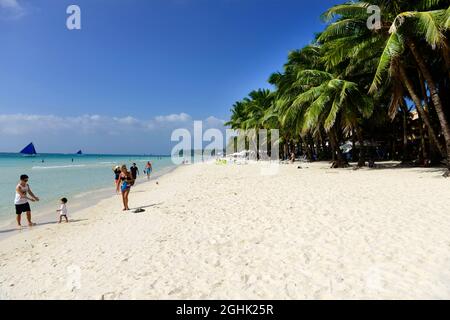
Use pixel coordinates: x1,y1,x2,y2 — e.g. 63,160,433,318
119,165,134,211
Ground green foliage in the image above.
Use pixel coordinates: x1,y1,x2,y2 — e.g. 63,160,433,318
227,0,449,163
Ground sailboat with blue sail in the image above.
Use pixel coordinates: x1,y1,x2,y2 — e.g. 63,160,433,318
20,142,37,156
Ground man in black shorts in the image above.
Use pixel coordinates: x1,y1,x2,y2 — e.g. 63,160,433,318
130,163,140,180
14,175,39,228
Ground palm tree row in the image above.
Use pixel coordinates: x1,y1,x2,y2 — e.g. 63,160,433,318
227,0,450,175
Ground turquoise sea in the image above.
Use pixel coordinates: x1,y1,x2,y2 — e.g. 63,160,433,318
0,153,175,227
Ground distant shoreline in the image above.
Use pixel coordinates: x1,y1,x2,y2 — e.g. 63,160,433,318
0,152,172,157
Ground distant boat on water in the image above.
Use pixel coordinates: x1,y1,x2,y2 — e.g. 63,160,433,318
76,150,83,155
20,142,37,156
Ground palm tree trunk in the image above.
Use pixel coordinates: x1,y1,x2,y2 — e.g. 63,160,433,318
418,115,428,166
328,131,337,165
297,136,303,157
418,70,444,162
442,39,450,80
306,134,314,161
398,65,446,159
313,137,320,159
329,127,347,168
391,125,397,160
283,142,288,161
400,101,409,163
317,130,323,155
356,127,365,167
321,128,328,158
351,129,356,162
408,40,450,174
256,128,260,161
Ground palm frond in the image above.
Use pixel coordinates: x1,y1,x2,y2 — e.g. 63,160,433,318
321,2,373,22
369,31,404,94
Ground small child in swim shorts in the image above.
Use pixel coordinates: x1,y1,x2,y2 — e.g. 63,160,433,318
57,197,69,223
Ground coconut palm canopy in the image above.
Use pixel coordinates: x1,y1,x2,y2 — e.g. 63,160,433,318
227,0,450,174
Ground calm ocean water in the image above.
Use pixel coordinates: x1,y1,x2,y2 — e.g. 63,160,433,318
0,153,175,226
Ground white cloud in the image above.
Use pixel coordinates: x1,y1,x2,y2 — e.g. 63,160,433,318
0,0,25,19
0,113,227,136
113,116,139,125
155,113,191,123
0,0,20,9
204,116,226,126
0,112,228,154
0,114,147,136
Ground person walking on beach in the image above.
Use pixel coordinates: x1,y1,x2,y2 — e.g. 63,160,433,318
14,174,39,228
56,197,69,223
119,165,134,211
130,163,140,180
145,161,152,180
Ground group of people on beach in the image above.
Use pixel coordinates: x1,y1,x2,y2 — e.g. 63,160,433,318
14,175,72,228
113,161,153,211
13,161,154,228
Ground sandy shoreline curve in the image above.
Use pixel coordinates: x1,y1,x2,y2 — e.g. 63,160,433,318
1,162,450,299
0,164,178,240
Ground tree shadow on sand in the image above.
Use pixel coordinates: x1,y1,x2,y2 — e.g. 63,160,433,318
344,162,448,177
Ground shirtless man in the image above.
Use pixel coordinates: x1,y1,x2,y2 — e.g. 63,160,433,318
15,175,39,228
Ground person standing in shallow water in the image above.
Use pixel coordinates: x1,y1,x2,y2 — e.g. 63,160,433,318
145,161,152,180
14,174,39,228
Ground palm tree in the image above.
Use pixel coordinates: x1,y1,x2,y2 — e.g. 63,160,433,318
369,6,450,172
226,89,274,159
293,70,373,167
322,0,450,173
227,0,450,173
272,45,373,167
226,101,248,130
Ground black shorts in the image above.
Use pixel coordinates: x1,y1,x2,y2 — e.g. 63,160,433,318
15,203,31,215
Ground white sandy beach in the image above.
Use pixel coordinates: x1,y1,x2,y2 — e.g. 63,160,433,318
1,162,450,299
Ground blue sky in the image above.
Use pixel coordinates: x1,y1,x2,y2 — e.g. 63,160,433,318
0,0,339,154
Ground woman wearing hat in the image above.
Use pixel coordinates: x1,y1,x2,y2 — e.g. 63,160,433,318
113,165,121,193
